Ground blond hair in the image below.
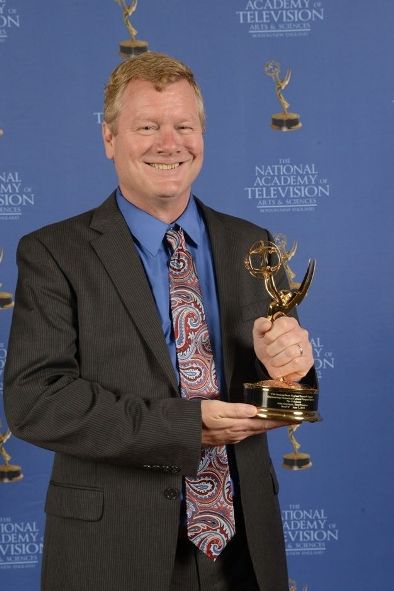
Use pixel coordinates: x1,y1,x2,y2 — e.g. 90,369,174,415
104,52,205,133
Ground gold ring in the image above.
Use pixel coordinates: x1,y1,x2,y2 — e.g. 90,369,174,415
297,343,303,357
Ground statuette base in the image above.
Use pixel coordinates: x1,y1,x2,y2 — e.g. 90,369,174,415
0,464,23,483
282,452,312,471
119,39,148,58
271,112,302,132
243,379,321,423
0,291,14,309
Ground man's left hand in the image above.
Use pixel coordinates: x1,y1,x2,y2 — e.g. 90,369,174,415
253,316,314,383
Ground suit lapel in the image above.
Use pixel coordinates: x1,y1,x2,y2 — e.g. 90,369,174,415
199,202,240,396
89,195,178,392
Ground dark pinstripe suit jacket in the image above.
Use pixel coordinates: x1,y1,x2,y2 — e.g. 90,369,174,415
4,194,289,591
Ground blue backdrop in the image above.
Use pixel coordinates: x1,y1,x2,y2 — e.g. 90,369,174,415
1,1,393,589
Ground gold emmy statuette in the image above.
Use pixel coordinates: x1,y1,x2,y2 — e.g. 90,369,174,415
273,234,301,290
0,425,23,483
0,249,14,310
243,239,320,423
264,61,302,131
115,0,148,58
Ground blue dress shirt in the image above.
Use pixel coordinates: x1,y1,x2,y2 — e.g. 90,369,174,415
116,189,225,394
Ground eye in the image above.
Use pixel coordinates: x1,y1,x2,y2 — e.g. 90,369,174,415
177,125,194,133
137,124,158,134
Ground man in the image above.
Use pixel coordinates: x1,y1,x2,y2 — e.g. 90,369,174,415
4,53,315,590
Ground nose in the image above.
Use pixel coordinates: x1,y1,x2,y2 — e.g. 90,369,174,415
155,126,180,153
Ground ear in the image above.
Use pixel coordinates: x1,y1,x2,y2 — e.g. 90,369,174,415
102,122,115,160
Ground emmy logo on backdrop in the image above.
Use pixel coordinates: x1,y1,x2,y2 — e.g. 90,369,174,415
289,579,309,591
115,0,148,58
283,424,312,471
0,249,22,482
243,238,321,470
0,250,14,310
0,422,23,483
264,61,302,131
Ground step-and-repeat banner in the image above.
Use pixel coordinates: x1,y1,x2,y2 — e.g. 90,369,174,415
1,2,393,589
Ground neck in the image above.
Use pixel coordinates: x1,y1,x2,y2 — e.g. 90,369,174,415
119,189,191,224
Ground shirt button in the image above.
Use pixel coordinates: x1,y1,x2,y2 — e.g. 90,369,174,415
163,488,180,500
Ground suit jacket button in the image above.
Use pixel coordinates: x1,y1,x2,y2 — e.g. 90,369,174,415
163,488,179,500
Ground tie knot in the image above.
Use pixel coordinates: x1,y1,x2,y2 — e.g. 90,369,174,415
165,227,185,254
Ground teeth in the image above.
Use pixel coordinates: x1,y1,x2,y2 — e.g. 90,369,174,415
149,163,180,170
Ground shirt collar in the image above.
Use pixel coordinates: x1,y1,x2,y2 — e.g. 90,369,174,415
116,188,202,256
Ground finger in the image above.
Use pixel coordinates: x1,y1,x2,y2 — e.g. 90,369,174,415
253,317,273,339
263,316,300,345
201,400,258,423
268,354,313,381
284,371,309,382
202,417,293,446
226,418,295,443
229,417,290,433
265,325,310,359
267,339,312,368
220,402,259,419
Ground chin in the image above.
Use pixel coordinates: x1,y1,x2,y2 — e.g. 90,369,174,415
155,185,189,201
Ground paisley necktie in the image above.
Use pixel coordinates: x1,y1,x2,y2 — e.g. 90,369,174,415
166,227,235,560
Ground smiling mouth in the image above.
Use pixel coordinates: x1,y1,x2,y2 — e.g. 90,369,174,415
147,162,181,170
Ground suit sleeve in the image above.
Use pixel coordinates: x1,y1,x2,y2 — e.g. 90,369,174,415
4,234,202,475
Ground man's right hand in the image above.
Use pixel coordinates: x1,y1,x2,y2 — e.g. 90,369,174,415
201,399,290,446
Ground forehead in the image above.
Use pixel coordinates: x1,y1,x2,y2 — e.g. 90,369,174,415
119,78,200,118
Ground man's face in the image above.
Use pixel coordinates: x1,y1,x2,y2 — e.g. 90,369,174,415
102,78,204,218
